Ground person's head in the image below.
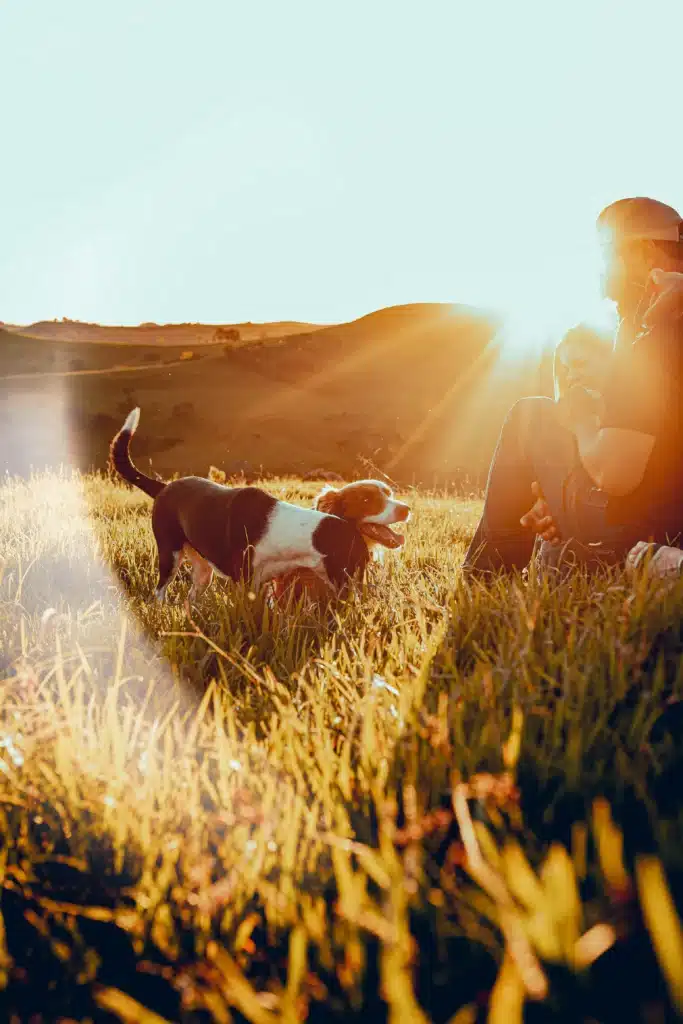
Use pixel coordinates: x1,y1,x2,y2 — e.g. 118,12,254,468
553,323,612,401
597,197,683,319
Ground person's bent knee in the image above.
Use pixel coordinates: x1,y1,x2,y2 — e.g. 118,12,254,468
505,395,555,425
501,396,556,443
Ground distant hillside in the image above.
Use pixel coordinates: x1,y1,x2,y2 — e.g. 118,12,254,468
9,319,324,347
0,328,206,377
0,305,551,485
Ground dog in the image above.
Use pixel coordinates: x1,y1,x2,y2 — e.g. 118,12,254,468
269,480,412,606
110,409,410,604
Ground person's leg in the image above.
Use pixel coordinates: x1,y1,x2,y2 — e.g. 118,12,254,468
463,397,577,573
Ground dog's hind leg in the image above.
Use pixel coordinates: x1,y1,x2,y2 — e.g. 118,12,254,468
152,503,186,603
154,549,181,603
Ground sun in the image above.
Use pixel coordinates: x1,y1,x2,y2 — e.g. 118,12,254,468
489,235,617,364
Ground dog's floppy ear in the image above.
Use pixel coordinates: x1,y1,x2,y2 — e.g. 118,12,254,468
315,485,342,514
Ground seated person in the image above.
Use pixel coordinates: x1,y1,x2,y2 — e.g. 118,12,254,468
530,325,612,568
463,197,683,576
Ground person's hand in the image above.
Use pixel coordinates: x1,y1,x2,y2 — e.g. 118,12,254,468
520,481,560,544
556,385,604,432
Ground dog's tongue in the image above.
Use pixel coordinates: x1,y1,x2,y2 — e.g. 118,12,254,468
360,523,405,548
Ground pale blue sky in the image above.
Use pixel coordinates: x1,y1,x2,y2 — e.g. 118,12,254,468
1,0,681,333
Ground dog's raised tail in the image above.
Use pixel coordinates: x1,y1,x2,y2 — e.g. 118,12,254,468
109,407,165,499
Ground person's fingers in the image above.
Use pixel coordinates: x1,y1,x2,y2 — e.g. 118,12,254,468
531,481,541,500
522,497,559,536
521,510,559,535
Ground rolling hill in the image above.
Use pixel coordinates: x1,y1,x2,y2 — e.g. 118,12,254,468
0,305,552,485
7,318,324,346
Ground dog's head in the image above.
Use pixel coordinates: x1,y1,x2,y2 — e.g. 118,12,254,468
314,479,410,549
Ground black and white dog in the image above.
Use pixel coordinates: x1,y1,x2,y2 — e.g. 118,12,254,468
110,408,410,603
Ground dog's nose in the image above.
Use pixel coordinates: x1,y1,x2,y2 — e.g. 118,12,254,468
395,502,411,521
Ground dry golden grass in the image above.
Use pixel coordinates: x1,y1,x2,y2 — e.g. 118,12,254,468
1,471,683,1021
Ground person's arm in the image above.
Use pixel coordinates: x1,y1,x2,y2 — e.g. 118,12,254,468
573,421,655,496
574,278,683,498
558,382,657,497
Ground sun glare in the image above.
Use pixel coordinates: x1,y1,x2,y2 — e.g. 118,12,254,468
490,231,618,364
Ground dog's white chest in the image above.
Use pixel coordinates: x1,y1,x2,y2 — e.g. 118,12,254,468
254,501,326,561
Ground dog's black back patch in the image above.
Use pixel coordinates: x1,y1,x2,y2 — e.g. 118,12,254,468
153,480,278,580
225,487,279,578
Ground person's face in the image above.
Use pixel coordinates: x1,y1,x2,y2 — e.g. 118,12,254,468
555,337,610,397
599,238,653,310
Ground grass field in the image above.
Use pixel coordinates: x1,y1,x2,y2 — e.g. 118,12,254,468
1,471,683,1022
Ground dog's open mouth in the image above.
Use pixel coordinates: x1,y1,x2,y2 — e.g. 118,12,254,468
359,523,405,548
